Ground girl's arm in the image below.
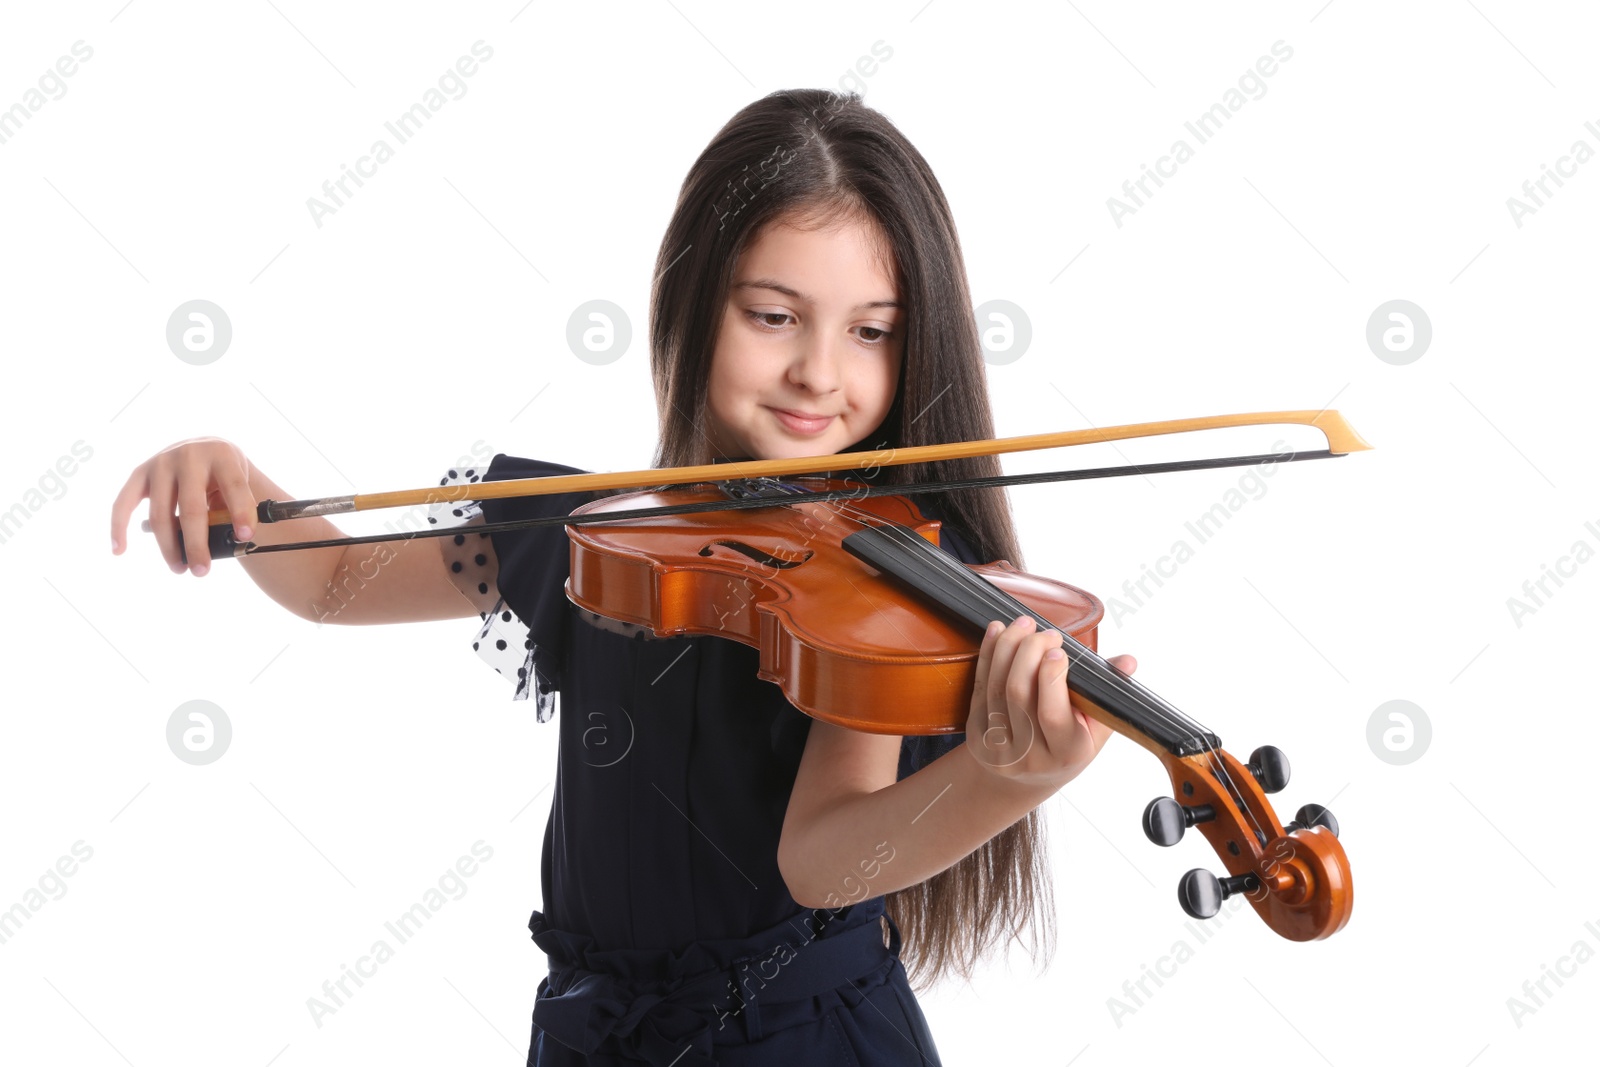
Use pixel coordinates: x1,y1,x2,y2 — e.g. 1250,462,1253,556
777,615,1127,910
111,438,480,625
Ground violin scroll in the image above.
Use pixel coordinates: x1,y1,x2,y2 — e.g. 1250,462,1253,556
1146,744,1352,941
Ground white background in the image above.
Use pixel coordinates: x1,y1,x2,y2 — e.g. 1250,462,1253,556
2,1,1596,1064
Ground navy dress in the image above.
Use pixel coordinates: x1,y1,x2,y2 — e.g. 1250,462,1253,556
432,455,983,1066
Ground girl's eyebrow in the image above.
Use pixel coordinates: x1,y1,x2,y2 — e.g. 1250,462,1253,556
732,278,899,311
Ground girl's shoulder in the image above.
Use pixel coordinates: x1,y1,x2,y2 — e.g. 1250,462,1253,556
474,454,595,518
431,454,599,714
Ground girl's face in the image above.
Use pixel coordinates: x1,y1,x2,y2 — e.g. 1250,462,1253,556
703,213,903,460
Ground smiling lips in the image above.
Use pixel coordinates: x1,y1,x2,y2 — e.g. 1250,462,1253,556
769,407,837,435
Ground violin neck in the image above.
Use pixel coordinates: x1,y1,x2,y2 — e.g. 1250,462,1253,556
841,523,1220,758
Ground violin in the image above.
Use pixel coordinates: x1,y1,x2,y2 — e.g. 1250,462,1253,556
566,477,1352,942
148,410,1363,941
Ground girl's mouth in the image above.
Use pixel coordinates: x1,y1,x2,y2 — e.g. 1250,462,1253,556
769,408,836,435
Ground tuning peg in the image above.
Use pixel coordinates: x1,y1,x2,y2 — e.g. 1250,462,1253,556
1141,797,1216,847
1178,869,1260,920
1286,803,1339,838
1247,745,1290,793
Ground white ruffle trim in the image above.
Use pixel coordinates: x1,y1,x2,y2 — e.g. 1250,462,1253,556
431,463,558,721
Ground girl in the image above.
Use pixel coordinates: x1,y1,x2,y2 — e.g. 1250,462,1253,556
111,89,1136,1065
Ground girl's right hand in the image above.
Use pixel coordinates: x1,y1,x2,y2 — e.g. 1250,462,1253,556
110,437,262,577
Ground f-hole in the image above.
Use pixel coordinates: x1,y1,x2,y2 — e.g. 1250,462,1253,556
698,540,812,569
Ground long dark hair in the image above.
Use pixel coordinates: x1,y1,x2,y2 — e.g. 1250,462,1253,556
647,89,1054,991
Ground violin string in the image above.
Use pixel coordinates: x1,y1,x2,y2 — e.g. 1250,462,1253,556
828,496,1274,857
765,481,1275,856
843,504,1214,753
835,497,1273,858
770,486,1194,737
792,489,1209,749
783,489,1200,746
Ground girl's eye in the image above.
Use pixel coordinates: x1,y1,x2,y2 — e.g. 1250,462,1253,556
748,310,791,330
744,310,894,344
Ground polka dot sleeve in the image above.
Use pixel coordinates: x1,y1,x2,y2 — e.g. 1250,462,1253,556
430,462,557,720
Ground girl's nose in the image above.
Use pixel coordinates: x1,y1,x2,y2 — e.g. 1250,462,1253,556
788,333,842,393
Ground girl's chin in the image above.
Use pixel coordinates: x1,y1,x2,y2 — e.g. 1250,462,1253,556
756,433,853,460
715,423,861,461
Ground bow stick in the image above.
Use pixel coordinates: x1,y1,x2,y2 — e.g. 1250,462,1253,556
142,409,1370,561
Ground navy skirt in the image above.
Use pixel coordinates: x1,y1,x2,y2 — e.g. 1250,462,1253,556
526,899,943,1066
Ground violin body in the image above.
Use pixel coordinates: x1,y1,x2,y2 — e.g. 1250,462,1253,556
565,477,1353,942
565,479,1101,735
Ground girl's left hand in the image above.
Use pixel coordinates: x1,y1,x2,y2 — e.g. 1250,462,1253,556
965,615,1135,792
